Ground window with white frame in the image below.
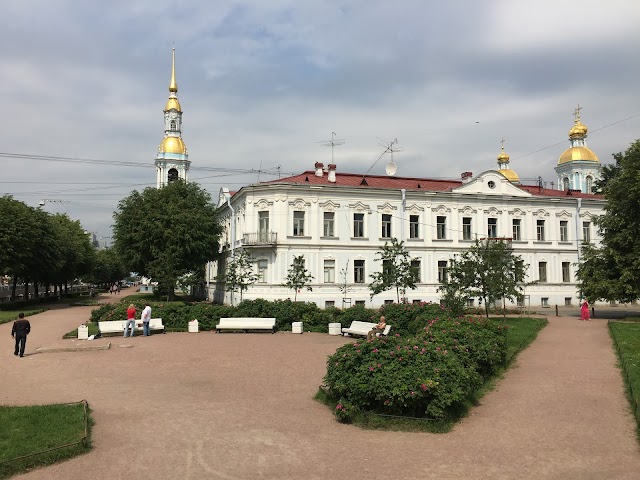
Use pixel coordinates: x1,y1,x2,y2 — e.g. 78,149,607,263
411,259,421,283
323,212,335,237
541,297,549,307
563,177,570,190
582,221,591,243
562,262,571,282
436,216,446,240
381,214,392,238
538,261,547,283
463,217,472,240
487,218,497,238
293,211,305,236
324,259,335,283
355,300,365,306
409,215,420,239
353,213,364,238
325,301,335,308
586,176,593,193
565,297,572,306
259,211,269,242
257,259,268,283
437,260,448,283
560,220,568,242
354,260,365,283
466,298,475,307
512,219,521,241
536,219,545,241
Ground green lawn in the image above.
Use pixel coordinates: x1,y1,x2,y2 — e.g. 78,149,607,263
63,322,101,339
0,402,92,479
0,309,46,326
608,322,640,437
491,316,549,364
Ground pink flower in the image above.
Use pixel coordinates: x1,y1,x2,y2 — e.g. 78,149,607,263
377,363,382,368
336,404,343,410
410,391,415,396
369,366,375,371
420,383,427,391
373,348,379,353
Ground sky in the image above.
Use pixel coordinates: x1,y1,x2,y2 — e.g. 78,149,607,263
2,0,640,241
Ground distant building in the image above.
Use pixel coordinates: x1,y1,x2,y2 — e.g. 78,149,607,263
208,112,605,308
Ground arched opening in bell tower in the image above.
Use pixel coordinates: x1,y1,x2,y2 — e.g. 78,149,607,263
168,168,179,183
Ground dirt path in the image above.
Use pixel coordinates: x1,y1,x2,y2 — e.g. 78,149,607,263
1,302,638,479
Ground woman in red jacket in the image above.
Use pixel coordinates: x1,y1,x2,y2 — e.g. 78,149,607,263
125,303,136,337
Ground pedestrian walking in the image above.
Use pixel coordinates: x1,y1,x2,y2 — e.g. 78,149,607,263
580,301,590,321
141,303,152,336
11,312,30,357
124,303,136,337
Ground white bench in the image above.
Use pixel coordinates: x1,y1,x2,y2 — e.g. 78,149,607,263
98,318,165,335
216,317,277,333
341,321,392,338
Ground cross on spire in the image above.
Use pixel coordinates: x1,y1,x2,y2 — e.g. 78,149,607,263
574,104,582,123
500,137,506,151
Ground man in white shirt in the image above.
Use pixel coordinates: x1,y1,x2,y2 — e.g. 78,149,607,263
141,303,152,336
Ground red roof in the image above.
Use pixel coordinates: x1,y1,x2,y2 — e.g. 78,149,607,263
259,170,603,199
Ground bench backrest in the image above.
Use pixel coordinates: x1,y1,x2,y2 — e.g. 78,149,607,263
382,325,392,336
149,318,163,327
219,317,276,327
348,321,376,331
98,320,125,331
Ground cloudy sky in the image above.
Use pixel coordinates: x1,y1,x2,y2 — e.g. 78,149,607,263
3,0,639,240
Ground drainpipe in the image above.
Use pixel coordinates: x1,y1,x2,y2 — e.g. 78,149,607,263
575,197,582,299
223,191,236,306
401,189,406,241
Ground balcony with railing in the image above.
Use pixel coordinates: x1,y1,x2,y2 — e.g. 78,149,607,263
242,232,278,246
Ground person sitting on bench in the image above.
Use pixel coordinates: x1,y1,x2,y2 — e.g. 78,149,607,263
367,316,387,340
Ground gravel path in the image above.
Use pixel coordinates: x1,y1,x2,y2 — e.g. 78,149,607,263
2,297,639,479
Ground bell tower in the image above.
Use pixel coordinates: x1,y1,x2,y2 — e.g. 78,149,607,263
155,48,190,188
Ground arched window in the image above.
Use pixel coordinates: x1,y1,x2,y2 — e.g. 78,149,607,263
168,168,179,183
563,177,570,190
170,120,177,130
585,176,593,194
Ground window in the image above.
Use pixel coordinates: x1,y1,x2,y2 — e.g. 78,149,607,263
354,260,365,283
412,299,422,304
583,221,591,243
411,259,421,283
293,211,305,236
536,219,545,241
257,259,268,283
437,260,448,283
324,260,335,283
463,217,472,240
560,220,568,242
381,214,392,238
487,218,497,238
541,297,549,307
586,176,593,193
259,211,269,242
384,299,394,305
437,216,446,239
325,301,335,308
409,215,420,239
563,177,570,190
565,297,572,306
466,298,475,307
562,262,571,282
353,213,364,238
512,219,521,241
538,261,547,283
170,120,176,130
355,300,365,306
323,212,335,237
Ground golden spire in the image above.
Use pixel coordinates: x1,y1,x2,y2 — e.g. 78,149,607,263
169,47,178,93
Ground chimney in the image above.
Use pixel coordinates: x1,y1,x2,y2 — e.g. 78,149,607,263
328,164,337,183
314,162,324,177
461,171,473,184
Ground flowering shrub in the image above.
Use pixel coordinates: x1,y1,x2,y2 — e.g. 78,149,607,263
334,399,355,423
324,315,507,420
377,302,458,336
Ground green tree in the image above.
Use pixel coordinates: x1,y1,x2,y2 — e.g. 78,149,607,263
577,139,640,302
283,255,313,301
50,214,96,294
84,248,127,288
112,180,221,301
439,238,528,318
369,238,417,303
218,249,258,304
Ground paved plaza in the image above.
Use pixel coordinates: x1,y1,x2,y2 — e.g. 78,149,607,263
2,296,640,479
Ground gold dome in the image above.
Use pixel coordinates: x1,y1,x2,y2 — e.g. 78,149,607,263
558,146,599,165
159,136,187,154
499,169,519,183
497,150,510,163
165,97,182,112
569,121,588,138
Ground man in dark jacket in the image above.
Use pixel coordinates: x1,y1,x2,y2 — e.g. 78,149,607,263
11,312,30,357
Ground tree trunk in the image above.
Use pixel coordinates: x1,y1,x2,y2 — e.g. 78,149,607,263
396,286,400,303
24,280,30,300
34,282,40,299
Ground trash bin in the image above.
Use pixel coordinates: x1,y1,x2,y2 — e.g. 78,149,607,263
188,319,199,333
292,322,303,334
78,325,89,340
328,323,342,335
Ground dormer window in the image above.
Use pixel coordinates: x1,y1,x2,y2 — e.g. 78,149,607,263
170,120,177,130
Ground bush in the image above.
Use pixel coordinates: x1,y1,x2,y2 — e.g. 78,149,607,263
334,399,356,423
378,302,457,336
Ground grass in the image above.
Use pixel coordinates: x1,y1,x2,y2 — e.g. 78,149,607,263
315,316,548,432
0,401,92,479
63,322,100,339
0,309,47,326
608,322,640,439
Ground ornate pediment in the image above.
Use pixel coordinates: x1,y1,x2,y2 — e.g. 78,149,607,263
458,206,477,215
509,207,526,217
377,202,397,214
319,200,341,211
579,211,595,219
483,206,502,215
555,210,573,219
431,204,451,214
288,198,311,209
349,201,371,213
532,209,549,217
406,203,424,214
255,199,273,209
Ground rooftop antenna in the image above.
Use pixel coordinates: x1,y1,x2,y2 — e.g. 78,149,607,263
319,132,345,164
362,138,401,181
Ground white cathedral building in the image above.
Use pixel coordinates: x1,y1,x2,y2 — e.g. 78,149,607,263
205,111,604,309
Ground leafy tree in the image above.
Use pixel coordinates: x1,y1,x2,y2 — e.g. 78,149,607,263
84,247,127,288
577,139,640,302
369,238,417,303
50,214,95,293
217,249,258,304
112,180,221,301
338,260,352,307
439,238,528,318
283,255,313,301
